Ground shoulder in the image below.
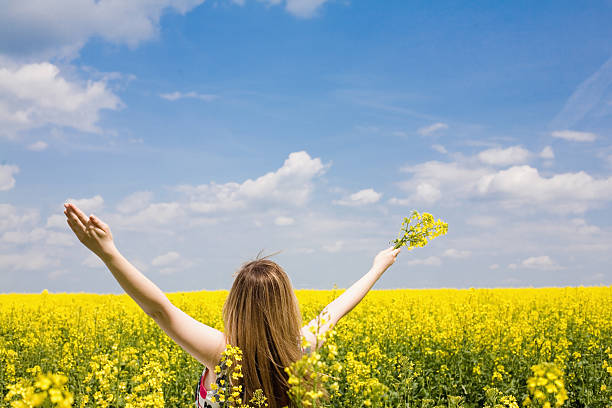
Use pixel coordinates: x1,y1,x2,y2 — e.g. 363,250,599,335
206,332,227,373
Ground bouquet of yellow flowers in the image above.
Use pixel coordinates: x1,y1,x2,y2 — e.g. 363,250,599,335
391,210,448,250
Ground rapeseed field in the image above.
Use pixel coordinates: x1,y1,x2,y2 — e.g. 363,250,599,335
1,287,611,407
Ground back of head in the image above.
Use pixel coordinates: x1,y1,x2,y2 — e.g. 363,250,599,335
222,256,303,408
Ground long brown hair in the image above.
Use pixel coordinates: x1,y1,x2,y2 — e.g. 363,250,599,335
222,255,303,408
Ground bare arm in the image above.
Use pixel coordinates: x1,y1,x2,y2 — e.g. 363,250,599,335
100,247,169,318
301,246,401,350
64,203,225,369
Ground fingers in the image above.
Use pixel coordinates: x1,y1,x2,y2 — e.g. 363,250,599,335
65,207,87,233
89,214,108,233
386,246,401,256
65,203,89,226
66,217,78,234
64,204,103,242
66,217,87,242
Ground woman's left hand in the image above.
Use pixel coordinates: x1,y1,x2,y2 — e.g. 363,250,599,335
371,246,401,274
64,203,117,260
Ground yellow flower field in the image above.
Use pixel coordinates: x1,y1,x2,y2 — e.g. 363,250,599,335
1,287,611,407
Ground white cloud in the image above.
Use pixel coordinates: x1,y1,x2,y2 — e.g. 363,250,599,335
397,154,612,213
299,213,377,235
333,188,382,206
401,161,486,186
396,160,489,204
27,140,48,151
1,1,207,140
46,214,66,229
0,1,206,60
0,204,39,230
406,256,442,266
1,0,331,60
568,218,600,234
489,264,500,270
110,202,184,231
388,197,411,206
418,122,448,136
322,240,344,253
284,0,331,18
151,251,191,275
539,146,554,159
116,191,153,214
160,91,217,102
65,194,104,214
0,164,19,190
432,144,447,154
477,146,529,166
0,251,58,271
0,0,333,143
229,0,333,19
466,215,498,228
413,182,441,203
1,228,46,244
477,165,612,213
44,231,74,246
1,0,332,61
0,63,121,138
443,249,471,259
471,217,611,257
1,227,74,246
520,255,560,270
274,216,295,226
551,130,597,142
152,251,181,267
177,151,327,213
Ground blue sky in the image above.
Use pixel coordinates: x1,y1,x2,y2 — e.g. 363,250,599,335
1,0,612,293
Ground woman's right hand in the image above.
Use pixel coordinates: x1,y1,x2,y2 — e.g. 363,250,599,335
64,203,117,261
372,246,401,273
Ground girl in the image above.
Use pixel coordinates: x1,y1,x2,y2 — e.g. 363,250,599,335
63,202,401,408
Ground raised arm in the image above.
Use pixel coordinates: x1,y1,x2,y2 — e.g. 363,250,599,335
301,246,401,350
64,203,225,369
